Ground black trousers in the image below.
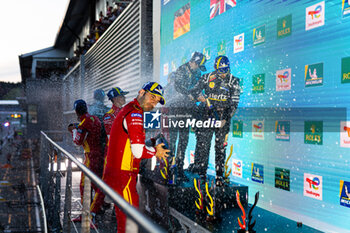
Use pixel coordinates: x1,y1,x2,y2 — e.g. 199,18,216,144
193,118,231,177
168,107,191,172
170,126,189,171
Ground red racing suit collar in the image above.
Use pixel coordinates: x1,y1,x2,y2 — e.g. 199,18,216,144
112,104,121,112
79,113,88,122
132,98,143,112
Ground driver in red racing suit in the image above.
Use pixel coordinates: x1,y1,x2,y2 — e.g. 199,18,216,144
90,87,128,215
103,82,169,233
68,99,104,225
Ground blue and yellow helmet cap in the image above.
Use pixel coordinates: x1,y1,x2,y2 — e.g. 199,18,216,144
214,56,230,74
107,87,129,100
142,82,165,105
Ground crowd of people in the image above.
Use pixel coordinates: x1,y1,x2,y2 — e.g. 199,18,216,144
67,2,129,70
67,52,241,231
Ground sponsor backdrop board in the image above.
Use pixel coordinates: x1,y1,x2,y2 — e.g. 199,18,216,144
160,0,350,231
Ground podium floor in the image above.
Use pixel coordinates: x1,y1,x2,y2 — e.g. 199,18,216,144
138,171,322,233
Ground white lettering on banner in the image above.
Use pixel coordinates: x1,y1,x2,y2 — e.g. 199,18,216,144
196,120,203,128
341,199,350,205
253,177,263,182
187,119,196,126
162,118,222,128
306,79,322,85
277,135,289,140
178,121,184,128
203,120,210,128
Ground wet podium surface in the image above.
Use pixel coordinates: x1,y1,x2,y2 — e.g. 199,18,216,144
138,170,322,233
138,170,249,232
168,205,323,233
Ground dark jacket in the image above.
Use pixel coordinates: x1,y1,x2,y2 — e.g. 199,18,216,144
190,71,241,120
172,63,202,107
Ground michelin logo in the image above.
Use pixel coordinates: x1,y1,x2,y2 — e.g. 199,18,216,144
144,110,161,129
131,113,142,118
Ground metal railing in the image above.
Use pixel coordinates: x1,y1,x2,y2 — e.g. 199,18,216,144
36,185,48,233
39,131,165,233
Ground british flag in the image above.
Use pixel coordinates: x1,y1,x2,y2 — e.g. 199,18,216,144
210,0,236,19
